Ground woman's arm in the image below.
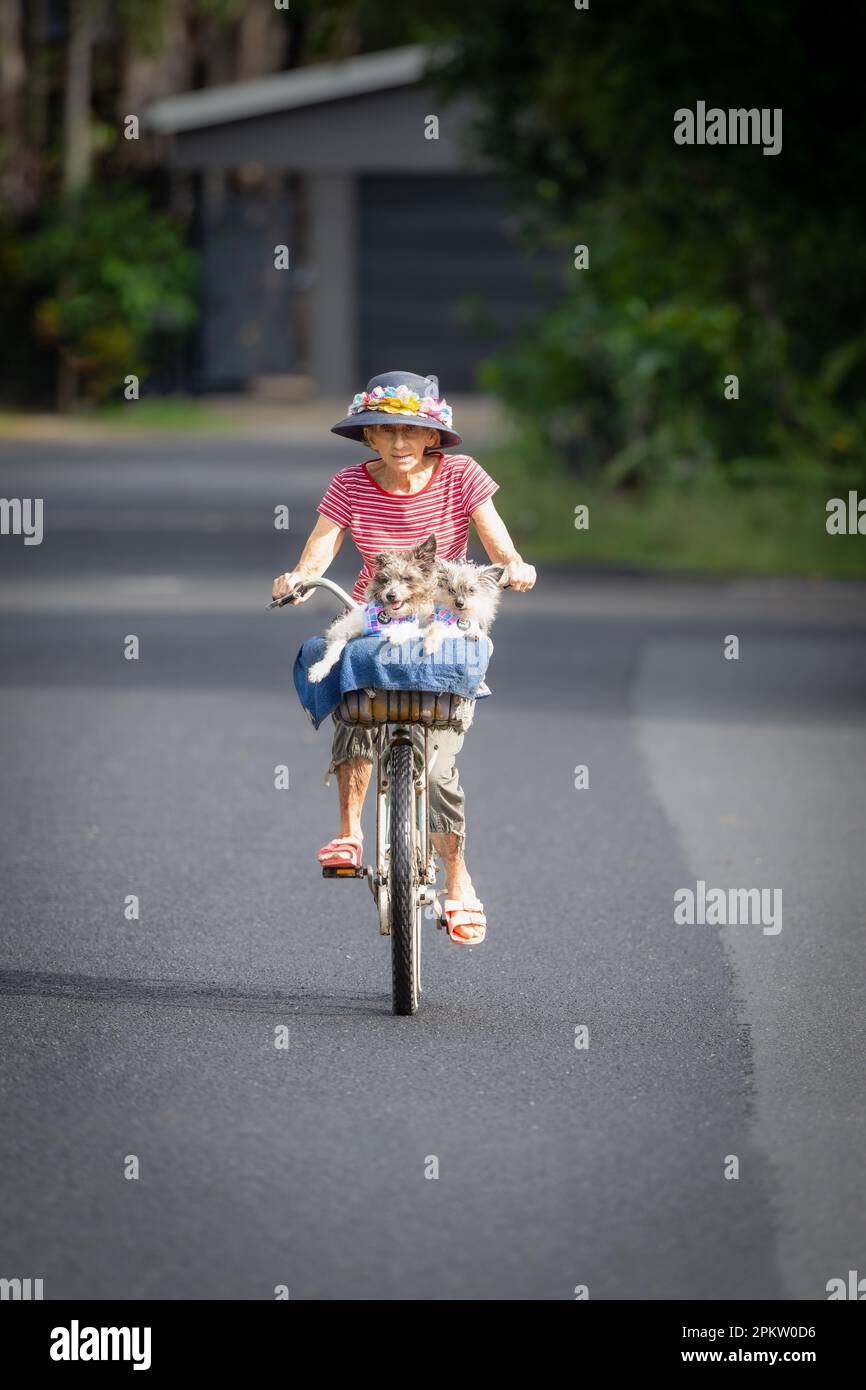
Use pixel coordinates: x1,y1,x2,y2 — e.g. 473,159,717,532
272,513,347,602
470,498,537,592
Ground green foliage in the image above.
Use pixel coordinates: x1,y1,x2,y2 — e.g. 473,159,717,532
484,429,866,578
431,0,866,489
18,187,197,402
290,0,431,59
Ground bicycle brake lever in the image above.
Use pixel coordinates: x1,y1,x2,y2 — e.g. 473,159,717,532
267,585,309,610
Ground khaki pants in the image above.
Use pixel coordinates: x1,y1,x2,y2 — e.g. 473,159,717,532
327,707,471,855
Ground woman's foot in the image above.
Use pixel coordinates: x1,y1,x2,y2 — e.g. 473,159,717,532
442,897,487,945
428,833,486,941
318,835,363,869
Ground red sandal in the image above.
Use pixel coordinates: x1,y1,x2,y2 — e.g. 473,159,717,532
442,898,487,945
318,836,363,869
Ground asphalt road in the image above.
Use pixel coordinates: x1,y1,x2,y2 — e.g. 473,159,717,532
1,438,864,1300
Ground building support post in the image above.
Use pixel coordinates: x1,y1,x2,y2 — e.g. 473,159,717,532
309,172,357,397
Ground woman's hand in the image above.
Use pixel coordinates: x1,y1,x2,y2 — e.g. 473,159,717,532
272,570,314,603
501,557,536,592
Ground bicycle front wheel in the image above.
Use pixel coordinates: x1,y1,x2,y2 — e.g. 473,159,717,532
388,740,420,1015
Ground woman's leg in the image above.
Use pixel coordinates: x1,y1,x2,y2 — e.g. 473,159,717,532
431,829,474,900
325,714,477,906
335,758,372,840
424,726,475,900
325,718,375,850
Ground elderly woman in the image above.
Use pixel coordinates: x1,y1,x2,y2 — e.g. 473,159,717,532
272,370,536,944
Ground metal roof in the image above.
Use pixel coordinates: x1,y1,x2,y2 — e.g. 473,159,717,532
144,45,437,135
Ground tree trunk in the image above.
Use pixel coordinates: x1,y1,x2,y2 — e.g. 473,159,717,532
0,0,25,145
62,0,92,197
0,0,35,212
59,0,94,409
57,353,79,414
118,0,192,167
238,2,287,80
25,0,49,152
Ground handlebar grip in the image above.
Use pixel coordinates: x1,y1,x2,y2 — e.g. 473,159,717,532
268,584,309,609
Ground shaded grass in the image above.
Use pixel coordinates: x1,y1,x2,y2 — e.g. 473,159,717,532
82,398,238,432
0,398,237,435
484,440,866,578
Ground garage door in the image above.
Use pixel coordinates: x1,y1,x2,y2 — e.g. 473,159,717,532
199,178,296,390
358,175,555,392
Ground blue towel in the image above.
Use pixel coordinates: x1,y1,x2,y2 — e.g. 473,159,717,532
293,631,492,729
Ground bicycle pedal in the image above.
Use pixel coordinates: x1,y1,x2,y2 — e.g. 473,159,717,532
322,866,366,878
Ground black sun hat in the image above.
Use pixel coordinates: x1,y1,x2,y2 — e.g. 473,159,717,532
330,370,462,448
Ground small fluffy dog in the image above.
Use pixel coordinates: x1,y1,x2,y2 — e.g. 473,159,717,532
307,534,439,683
423,556,504,655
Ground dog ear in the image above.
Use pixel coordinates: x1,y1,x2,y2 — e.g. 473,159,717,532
412,534,438,563
481,564,506,588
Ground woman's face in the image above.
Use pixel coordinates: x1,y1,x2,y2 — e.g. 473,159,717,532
363,423,440,472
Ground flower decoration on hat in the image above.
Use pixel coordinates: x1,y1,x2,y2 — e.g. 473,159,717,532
348,383,453,430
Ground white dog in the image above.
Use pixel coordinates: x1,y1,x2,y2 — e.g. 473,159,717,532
307,535,439,683
423,557,504,656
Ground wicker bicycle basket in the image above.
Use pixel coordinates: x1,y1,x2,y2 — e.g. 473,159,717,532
334,688,467,729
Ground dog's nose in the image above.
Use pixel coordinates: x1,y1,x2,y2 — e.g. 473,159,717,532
385,591,396,603
455,599,465,609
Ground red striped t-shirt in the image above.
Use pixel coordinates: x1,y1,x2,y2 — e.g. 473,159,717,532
317,452,500,601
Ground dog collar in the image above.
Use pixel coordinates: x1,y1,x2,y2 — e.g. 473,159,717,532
363,602,421,635
433,606,472,630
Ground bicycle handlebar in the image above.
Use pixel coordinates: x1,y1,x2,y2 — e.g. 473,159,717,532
268,575,360,610
268,564,511,611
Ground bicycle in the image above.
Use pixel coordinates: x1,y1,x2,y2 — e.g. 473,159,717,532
271,570,506,1015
